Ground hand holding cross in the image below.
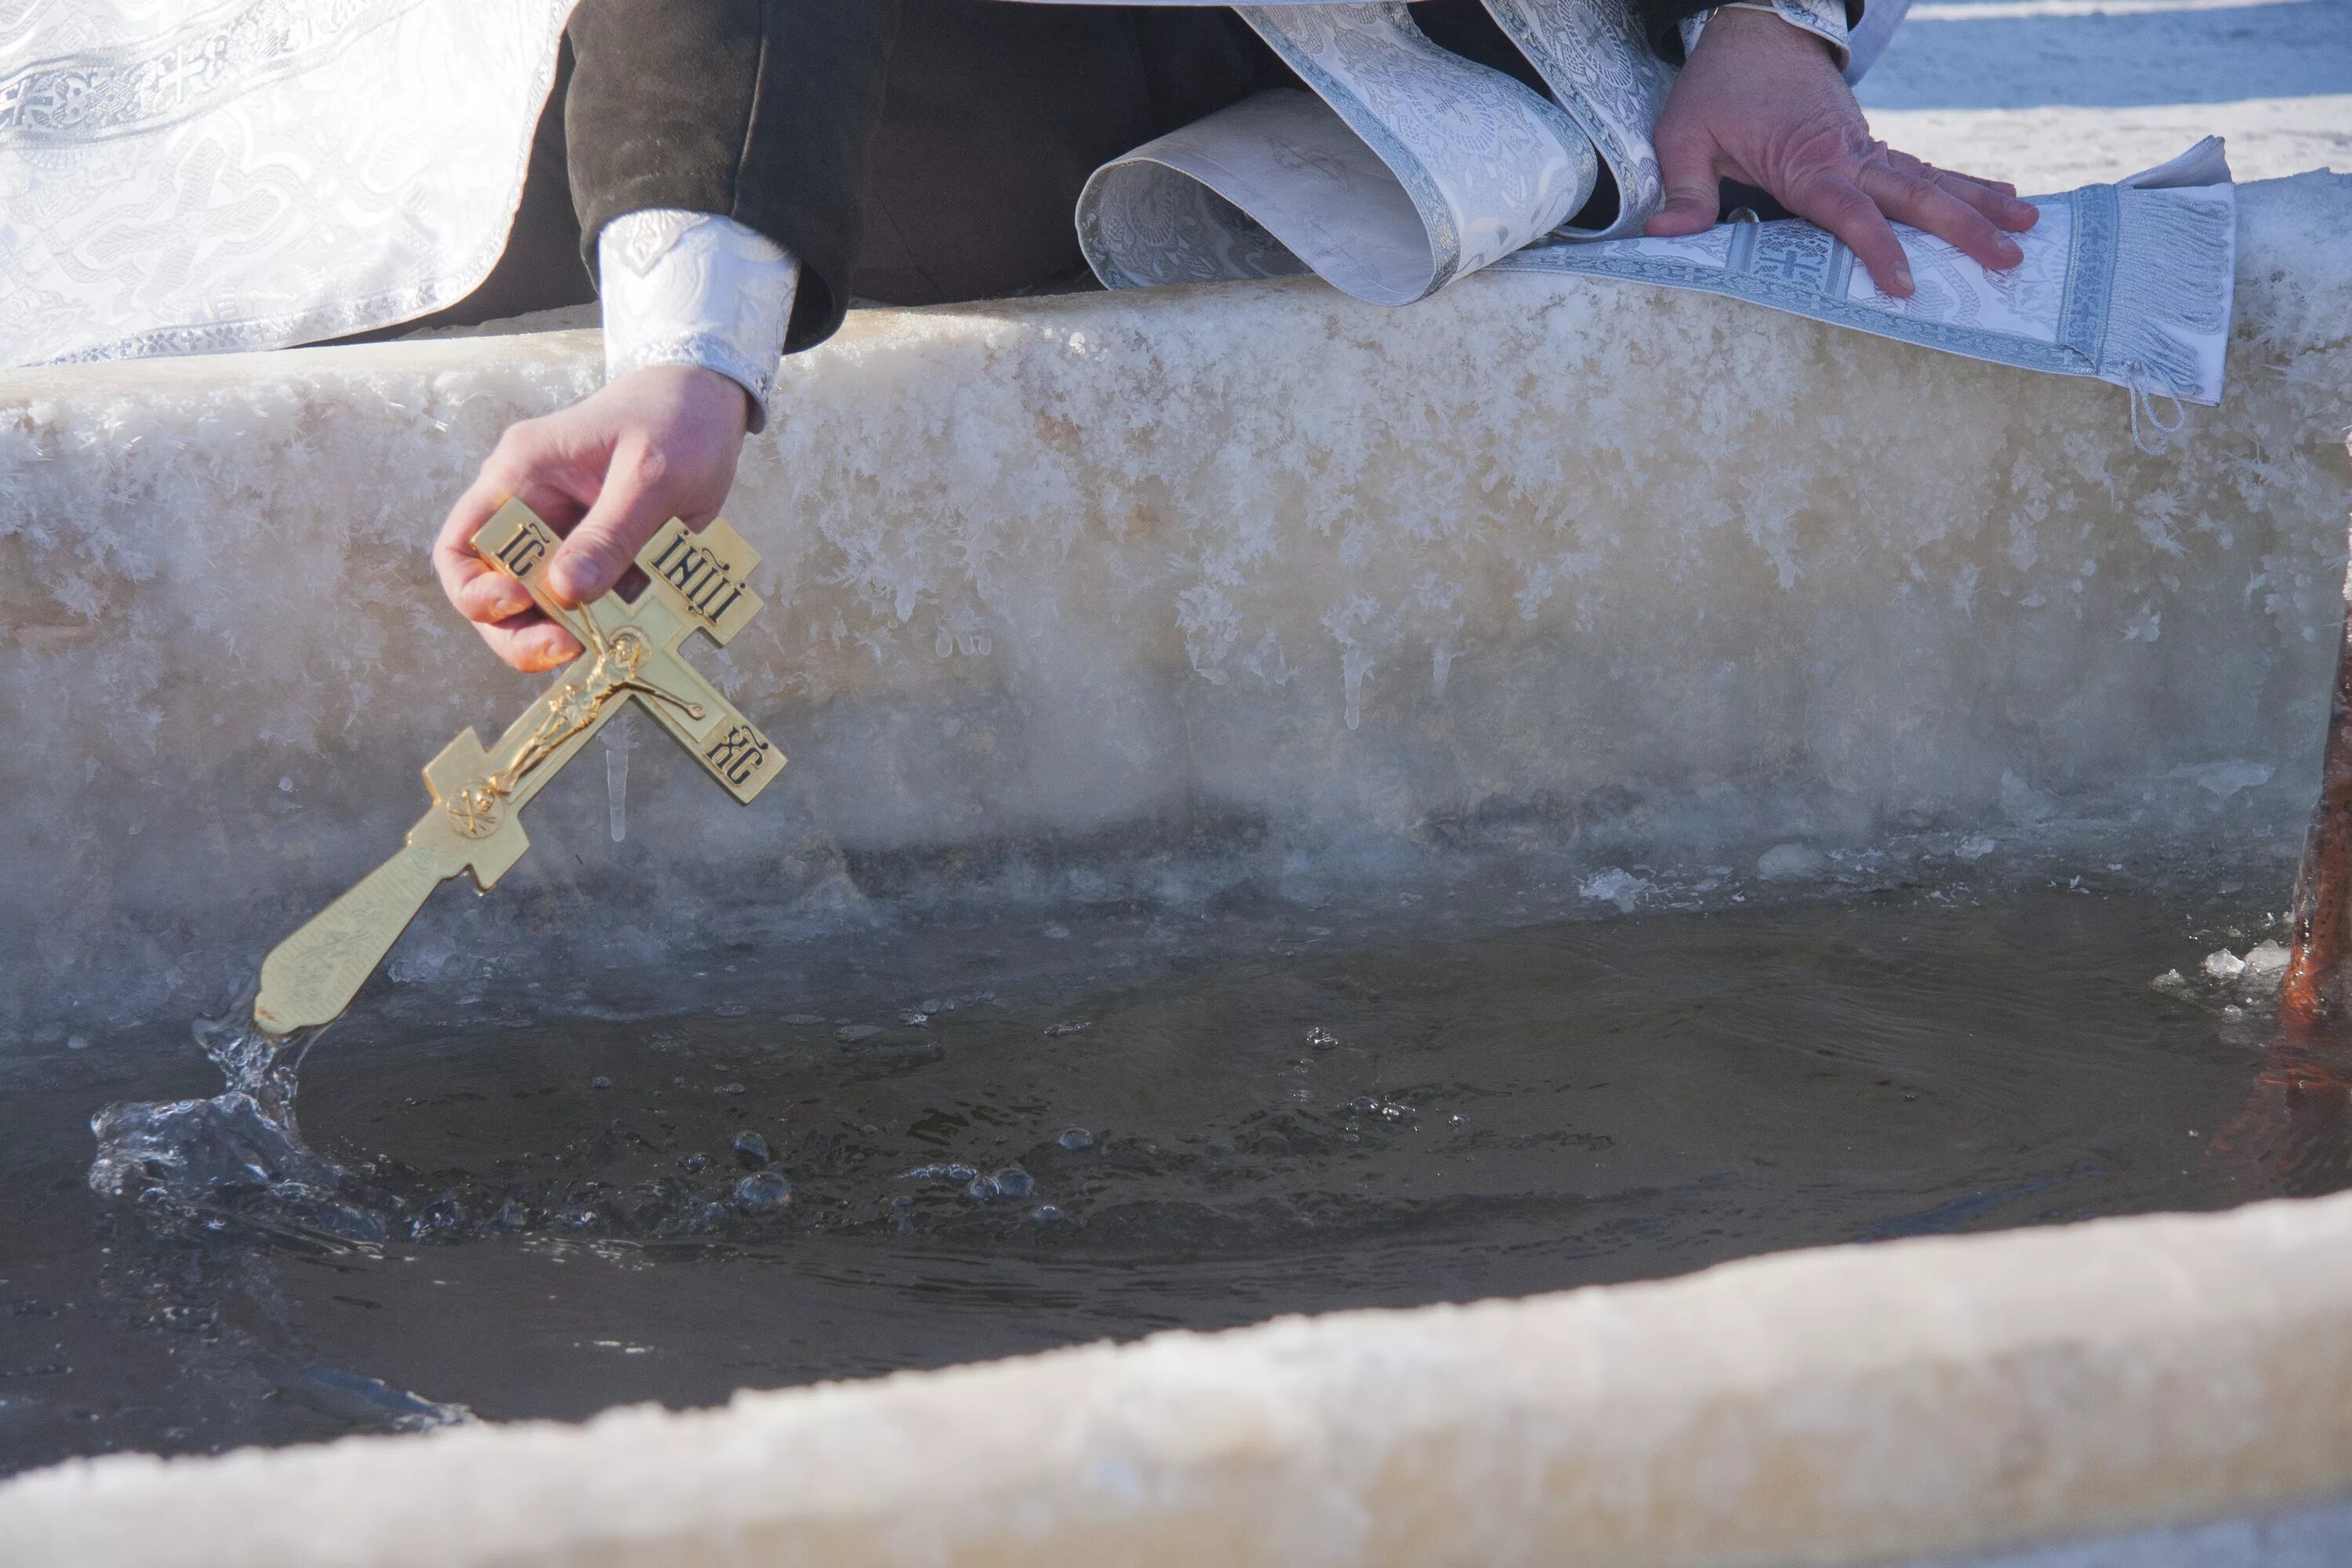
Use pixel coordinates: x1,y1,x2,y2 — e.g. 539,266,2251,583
252,501,782,1036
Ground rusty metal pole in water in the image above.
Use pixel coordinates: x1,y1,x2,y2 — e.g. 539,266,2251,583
2281,587,2352,1027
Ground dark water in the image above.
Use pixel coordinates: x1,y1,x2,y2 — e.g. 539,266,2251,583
5,884,2346,1478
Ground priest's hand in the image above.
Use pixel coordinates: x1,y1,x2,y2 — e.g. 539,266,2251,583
1642,6,2037,298
434,365,752,671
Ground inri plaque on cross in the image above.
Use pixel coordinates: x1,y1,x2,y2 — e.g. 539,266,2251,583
252,500,782,1036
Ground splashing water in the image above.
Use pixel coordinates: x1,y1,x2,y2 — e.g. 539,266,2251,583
87,993,385,1242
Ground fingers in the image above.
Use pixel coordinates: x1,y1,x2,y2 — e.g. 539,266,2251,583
1642,122,1722,238
433,472,523,623
473,609,583,673
1785,166,1915,297
435,417,594,671
1855,154,2024,274
1929,168,2039,232
545,444,677,608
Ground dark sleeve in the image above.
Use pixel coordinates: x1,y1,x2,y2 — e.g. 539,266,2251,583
564,0,902,353
1628,0,1715,63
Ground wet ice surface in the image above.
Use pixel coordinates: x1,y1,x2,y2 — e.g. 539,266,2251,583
5,879,2346,1477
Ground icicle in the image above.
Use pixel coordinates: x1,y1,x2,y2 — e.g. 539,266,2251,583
604,710,633,843
1341,646,1374,731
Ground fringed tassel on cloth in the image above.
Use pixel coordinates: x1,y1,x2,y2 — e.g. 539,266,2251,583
2095,145,2238,441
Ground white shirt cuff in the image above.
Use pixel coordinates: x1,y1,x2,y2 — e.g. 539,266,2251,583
598,209,799,434
1680,0,1854,71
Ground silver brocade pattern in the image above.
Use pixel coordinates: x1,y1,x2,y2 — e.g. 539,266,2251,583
0,0,573,367
0,0,2236,412
1073,0,2234,408
599,209,800,434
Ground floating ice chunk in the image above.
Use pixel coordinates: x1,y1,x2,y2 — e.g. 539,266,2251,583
1578,869,1652,911
1757,844,1828,882
1955,835,1998,862
2203,949,2248,980
295,1367,472,1432
2169,760,2272,799
2150,969,2194,997
2241,941,2290,980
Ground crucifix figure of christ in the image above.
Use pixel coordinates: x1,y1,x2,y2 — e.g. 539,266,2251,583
251,500,782,1036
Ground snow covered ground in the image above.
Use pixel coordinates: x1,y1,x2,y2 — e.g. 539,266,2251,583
1860,0,2352,189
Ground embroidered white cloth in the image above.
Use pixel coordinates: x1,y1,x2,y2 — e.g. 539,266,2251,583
0,0,2238,419
0,0,573,366
599,210,800,431
1069,0,2235,410
1497,136,2237,419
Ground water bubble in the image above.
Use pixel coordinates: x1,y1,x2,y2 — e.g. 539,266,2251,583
1044,923,1072,939
715,1082,746,1096
731,1131,771,1170
65,1035,87,1052
782,1014,825,1026
590,1076,612,1091
1307,1027,1340,1051
733,1171,792,1208
1043,1020,1091,1038
834,1024,884,1044
1057,1127,1095,1151
898,1010,931,1027
989,1167,1033,1200
1031,1205,1066,1224
678,1152,709,1174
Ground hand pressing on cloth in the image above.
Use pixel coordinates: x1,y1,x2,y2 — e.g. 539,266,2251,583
432,364,752,673
1644,5,2038,297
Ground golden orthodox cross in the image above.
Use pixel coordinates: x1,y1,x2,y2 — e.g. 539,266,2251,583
252,499,782,1035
